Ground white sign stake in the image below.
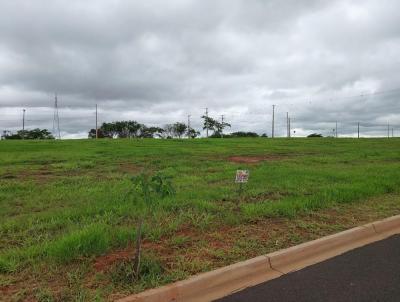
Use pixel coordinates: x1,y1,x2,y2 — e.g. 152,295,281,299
235,170,249,183
235,170,249,196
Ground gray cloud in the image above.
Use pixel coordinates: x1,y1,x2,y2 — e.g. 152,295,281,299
1,0,400,138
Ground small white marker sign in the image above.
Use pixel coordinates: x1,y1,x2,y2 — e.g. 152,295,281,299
235,170,249,183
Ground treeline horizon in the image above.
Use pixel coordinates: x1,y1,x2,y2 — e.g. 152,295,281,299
1,115,268,139
89,119,267,139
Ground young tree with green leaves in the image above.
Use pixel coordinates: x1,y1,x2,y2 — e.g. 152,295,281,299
130,173,175,279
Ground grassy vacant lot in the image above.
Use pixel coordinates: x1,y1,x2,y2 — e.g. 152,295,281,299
1,138,400,301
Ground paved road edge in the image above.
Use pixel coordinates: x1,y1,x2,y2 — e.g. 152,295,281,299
116,214,400,302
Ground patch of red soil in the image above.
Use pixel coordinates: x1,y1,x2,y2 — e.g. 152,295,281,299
0,285,18,297
118,162,143,174
2,166,84,184
228,155,285,164
94,249,133,272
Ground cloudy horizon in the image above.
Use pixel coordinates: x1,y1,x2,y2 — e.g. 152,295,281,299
1,0,400,138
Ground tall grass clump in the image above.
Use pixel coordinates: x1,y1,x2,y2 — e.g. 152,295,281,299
47,223,111,263
0,255,17,273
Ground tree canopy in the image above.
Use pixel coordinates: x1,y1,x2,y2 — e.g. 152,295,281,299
201,115,231,137
89,121,193,139
307,133,323,137
2,129,54,140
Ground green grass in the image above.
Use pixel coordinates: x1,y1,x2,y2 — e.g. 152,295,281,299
1,138,400,300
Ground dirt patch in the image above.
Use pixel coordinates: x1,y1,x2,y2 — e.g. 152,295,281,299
118,162,143,174
228,155,286,164
93,239,176,273
94,249,133,272
1,167,98,184
0,285,18,297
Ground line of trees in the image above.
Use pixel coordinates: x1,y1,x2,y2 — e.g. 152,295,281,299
1,129,54,140
0,116,267,140
88,116,268,139
88,121,200,139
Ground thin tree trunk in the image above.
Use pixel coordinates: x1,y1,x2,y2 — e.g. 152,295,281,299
133,218,143,280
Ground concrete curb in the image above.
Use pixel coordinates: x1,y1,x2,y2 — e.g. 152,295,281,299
116,214,400,302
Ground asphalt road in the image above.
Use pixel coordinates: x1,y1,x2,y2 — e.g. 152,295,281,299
216,235,400,302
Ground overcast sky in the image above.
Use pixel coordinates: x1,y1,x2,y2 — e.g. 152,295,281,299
1,0,400,138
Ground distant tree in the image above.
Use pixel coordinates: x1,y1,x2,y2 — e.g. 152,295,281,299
3,129,54,140
95,121,145,138
24,129,54,139
88,120,195,139
163,124,175,139
100,122,119,138
214,120,231,137
113,121,127,138
187,128,200,139
126,121,143,138
172,122,187,139
88,128,109,138
201,115,215,136
308,133,323,138
140,126,164,138
230,131,259,138
261,133,268,138
201,115,231,137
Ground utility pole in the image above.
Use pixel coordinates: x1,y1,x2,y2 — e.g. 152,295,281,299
388,123,390,139
22,109,26,139
187,114,191,138
286,112,289,138
392,128,394,138
205,108,209,138
272,105,275,138
288,116,291,138
95,104,98,139
22,109,26,131
220,114,224,138
357,122,360,139
52,93,61,139
335,121,338,138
